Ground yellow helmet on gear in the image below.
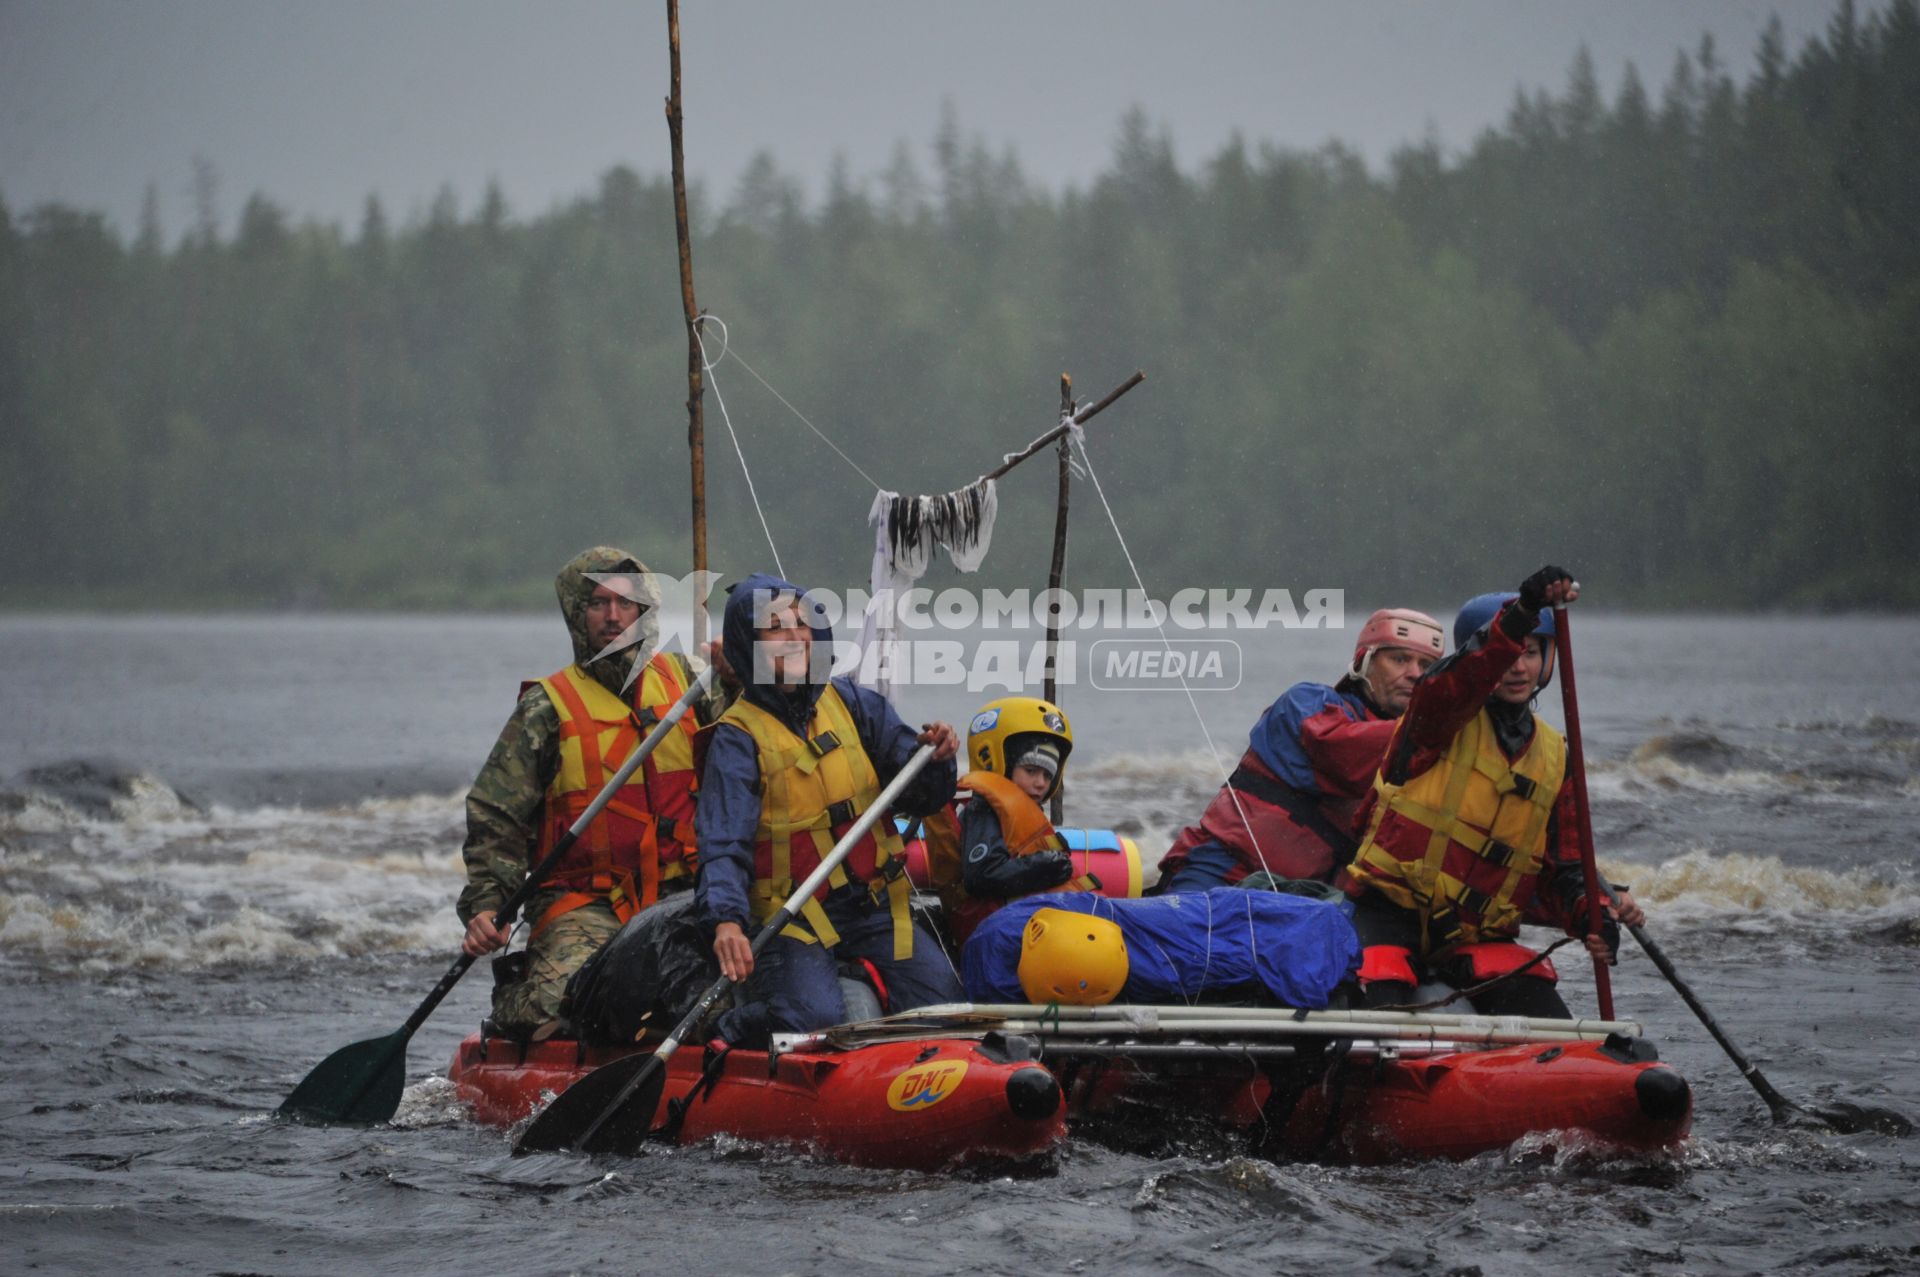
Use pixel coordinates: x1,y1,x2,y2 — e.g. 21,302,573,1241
967,696,1074,793
1017,907,1129,1005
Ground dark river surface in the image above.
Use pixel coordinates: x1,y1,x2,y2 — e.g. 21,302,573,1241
2,613,1917,1276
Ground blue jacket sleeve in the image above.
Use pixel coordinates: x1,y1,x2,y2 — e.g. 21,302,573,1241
694,722,762,933
832,676,958,816
958,798,1075,899
1249,683,1358,785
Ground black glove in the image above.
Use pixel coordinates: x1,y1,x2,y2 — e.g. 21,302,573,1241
1598,915,1621,965
1038,850,1077,887
1516,564,1574,613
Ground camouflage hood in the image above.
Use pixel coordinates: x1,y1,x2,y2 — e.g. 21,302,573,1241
556,546,663,696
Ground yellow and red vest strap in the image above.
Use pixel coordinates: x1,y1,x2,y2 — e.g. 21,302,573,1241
722,685,910,957
1347,708,1565,950
525,655,699,936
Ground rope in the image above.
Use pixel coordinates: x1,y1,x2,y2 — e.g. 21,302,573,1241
1066,430,1277,881
1093,893,1196,1007
899,818,963,986
1372,937,1579,1013
693,317,784,577
704,319,883,491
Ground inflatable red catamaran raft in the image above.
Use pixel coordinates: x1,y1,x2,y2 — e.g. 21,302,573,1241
450,1000,1691,1169
451,1029,1065,1169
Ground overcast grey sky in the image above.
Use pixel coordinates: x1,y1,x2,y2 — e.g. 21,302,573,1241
0,1,1860,239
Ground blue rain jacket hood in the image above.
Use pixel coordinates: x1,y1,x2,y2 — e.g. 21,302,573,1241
724,571,836,734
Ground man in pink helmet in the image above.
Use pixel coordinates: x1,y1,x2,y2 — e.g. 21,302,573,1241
1154,608,1445,893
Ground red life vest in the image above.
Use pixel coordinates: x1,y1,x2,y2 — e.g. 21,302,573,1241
526,655,699,938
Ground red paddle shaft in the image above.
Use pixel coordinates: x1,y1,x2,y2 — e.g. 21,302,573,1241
1552,604,1613,1020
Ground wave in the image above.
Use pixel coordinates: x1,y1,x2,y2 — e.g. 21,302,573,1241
5,746,1915,974
1584,729,1918,800
1,759,203,828
0,771,468,973
1603,848,1918,925
1776,714,1917,739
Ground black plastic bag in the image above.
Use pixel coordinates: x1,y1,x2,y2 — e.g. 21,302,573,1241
564,892,722,1044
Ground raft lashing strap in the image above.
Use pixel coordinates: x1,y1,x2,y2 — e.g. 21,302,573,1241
1312,1038,1355,1155
1251,1034,1351,1160
664,1039,733,1139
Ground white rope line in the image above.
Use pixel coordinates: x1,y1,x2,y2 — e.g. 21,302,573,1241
1092,892,1197,1006
924,897,963,983
693,320,784,578
709,325,884,492
1067,431,1277,882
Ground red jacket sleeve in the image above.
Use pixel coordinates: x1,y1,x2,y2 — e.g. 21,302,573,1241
1521,780,1596,935
1380,613,1528,784
1299,709,1401,799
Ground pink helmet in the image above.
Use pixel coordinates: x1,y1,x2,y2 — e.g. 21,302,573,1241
1350,607,1445,676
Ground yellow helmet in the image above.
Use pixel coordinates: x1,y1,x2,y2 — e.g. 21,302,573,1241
968,697,1074,795
1017,908,1129,1005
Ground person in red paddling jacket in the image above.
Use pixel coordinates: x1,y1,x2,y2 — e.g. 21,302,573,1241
1154,607,1447,894
1336,566,1644,1018
457,547,730,1038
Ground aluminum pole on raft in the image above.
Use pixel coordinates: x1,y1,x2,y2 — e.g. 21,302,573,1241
813,1017,1629,1052
892,1003,1642,1035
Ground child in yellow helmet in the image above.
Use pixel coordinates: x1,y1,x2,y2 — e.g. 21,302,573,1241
926,696,1098,943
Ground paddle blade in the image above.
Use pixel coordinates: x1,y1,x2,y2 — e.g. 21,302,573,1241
277,1030,409,1126
1805,1100,1914,1137
513,1052,668,1156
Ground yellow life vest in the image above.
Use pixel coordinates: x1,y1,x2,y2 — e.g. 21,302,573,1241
1346,708,1566,951
719,684,911,958
527,655,699,939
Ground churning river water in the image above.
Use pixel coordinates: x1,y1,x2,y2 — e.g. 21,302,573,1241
2,612,1916,1276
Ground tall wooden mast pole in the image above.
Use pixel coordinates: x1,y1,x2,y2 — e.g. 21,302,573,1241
1043,374,1074,824
665,0,707,647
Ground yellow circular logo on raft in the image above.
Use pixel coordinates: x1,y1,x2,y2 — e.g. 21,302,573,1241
885,1059,970,1112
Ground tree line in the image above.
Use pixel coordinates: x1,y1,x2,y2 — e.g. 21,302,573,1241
2,1,1915,610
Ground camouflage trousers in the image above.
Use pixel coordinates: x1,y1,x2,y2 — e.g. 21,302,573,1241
490,892,623,1037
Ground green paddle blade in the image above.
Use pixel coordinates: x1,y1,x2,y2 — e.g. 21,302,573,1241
278,1030,410,1126
513,1051,667,1156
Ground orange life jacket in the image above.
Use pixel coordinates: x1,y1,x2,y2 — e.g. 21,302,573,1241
526,654,699,939
1345,707,1566,955
719,684,911,958
921,770,1098,942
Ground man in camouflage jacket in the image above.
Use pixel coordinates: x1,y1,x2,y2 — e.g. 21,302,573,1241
457,546,728,1036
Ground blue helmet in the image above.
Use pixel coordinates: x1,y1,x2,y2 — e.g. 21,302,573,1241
1454,592,1557,691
